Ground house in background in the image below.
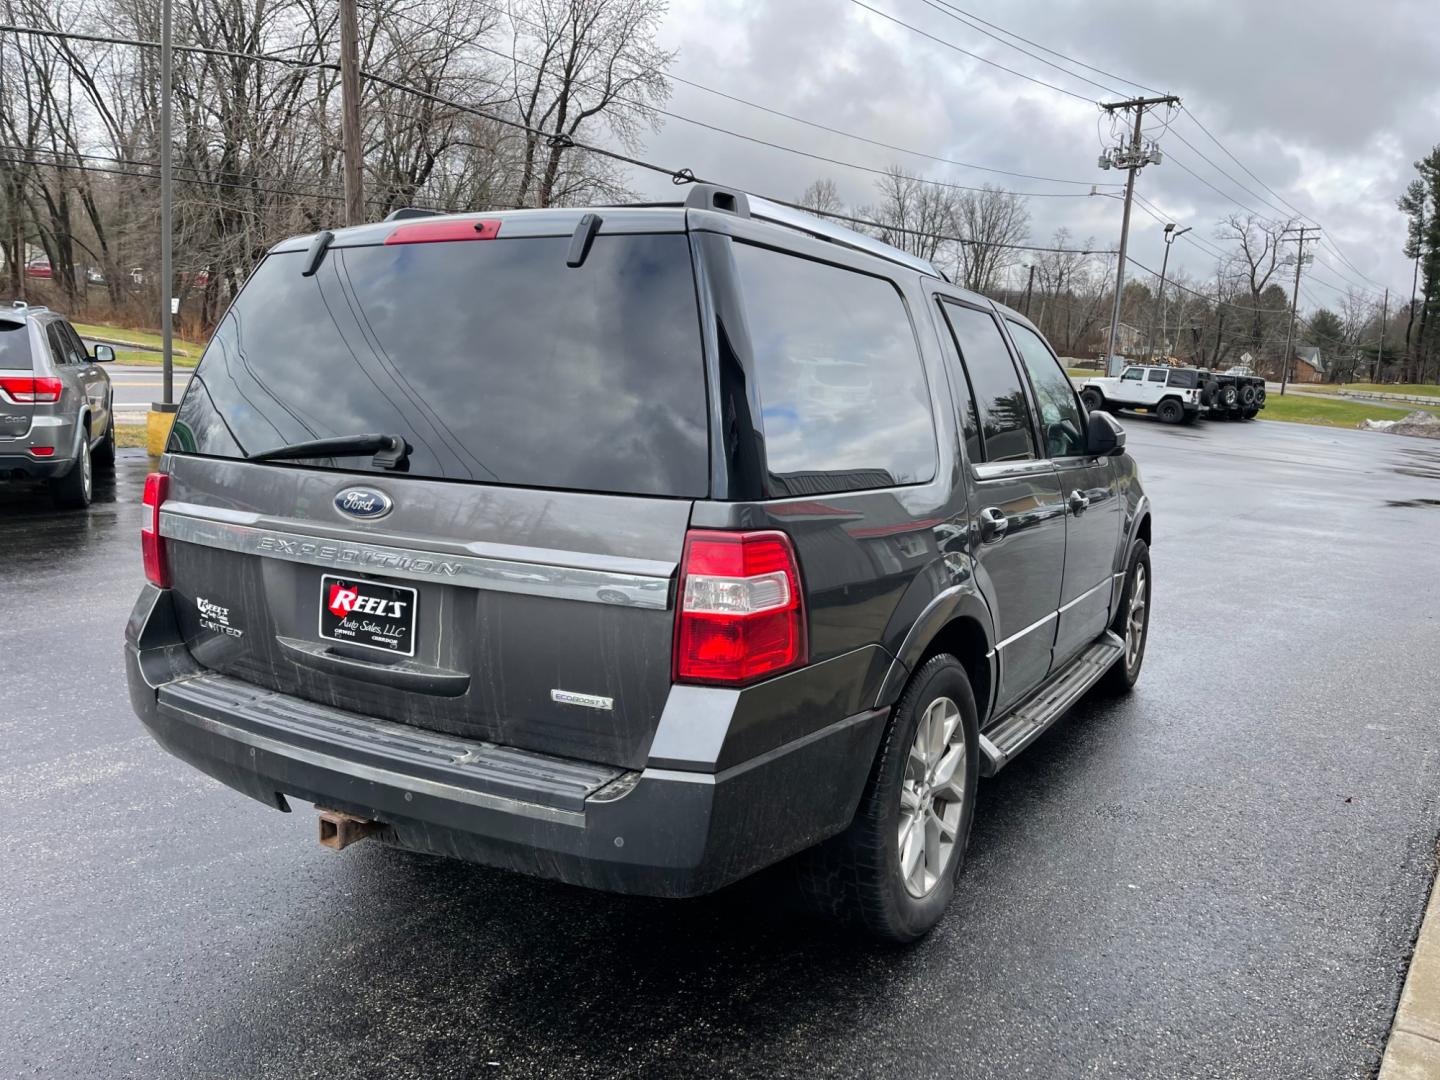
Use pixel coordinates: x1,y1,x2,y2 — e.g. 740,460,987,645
1290,346,1326,384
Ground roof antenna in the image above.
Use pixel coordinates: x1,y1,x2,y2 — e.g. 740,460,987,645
566,214,602,268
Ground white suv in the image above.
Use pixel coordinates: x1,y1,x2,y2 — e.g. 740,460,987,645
1078,365,1203,425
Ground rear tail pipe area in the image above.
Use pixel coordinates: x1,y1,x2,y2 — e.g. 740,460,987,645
317,808,384,850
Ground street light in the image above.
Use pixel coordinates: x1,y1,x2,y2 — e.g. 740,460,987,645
1150,223,1191,360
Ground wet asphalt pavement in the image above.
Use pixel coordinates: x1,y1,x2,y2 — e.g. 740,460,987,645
3,418,1440,1079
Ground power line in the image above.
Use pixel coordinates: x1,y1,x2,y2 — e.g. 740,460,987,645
924,0,1163,96
373,2,1117,199
916,0,1123,97
843,0,1098,103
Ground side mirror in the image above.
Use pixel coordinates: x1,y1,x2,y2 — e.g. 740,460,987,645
92,344,115,363
1086,409,1126,457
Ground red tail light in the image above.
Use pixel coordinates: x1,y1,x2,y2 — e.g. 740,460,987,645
384,218,501,245
674,530,807,686
141,472,170,587
0,376,62,403
27,446,55,457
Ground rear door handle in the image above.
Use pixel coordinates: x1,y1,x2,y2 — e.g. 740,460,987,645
1068,490,1090,515
979,506,1008,542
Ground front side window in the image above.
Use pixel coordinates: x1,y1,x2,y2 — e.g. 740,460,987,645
732,243,937,495
1008,321,1085,459
940,301,1035,463
1121,368,1143,382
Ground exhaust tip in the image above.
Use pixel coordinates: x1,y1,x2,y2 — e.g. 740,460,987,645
317,808,384,851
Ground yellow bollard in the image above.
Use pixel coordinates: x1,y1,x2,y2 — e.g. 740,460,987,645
146,404,178,457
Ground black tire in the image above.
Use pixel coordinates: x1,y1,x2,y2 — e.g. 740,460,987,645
1098,540,1150,694
51,437,93,509
795,654,980,943
1079,388,1104,413
1156,398,1184,425
1255,385,1267,405
1239,384,1257,408
1216,383,1239,410
1242,407,1259,420
93,408,115,470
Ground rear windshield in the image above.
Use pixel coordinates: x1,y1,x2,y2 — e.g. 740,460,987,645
0,320,33,369
171,233,709,497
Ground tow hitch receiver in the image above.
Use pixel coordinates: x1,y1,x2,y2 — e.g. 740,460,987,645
317,808,384,850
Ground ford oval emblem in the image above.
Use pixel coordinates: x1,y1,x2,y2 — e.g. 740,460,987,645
334,487,393,520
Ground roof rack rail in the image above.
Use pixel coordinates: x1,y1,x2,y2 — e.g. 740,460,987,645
383,207,445,222
682,183,939,278
4,300,47,314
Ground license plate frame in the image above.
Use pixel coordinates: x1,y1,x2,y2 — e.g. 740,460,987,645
318,574,418,657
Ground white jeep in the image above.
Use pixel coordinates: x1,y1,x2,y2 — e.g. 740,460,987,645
1077,365,1204,425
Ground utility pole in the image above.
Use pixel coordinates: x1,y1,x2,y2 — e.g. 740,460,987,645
1277,225,1320,396
1376,287,1388,382
1148,222,1190,360
159,0,173,405
339,0,364,226
1023,264,1035,317
1099,94,1181,374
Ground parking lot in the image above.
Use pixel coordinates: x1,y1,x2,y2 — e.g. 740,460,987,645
3,417,1439,1079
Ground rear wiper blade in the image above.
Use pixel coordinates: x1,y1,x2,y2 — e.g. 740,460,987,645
248,433,410,471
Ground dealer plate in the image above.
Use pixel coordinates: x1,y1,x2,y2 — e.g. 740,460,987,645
318,575,417,656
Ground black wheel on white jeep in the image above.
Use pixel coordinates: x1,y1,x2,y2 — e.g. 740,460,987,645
795,654,979,942
1080,388,1104,412
1156,399,1184,425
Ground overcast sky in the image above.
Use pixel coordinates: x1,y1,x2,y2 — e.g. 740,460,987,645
629,0,1440,313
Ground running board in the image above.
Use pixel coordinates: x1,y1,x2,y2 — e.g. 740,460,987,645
978,631,1125,776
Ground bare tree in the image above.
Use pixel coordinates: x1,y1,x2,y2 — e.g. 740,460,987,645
953,184,1029,296
796,177,843,217
505,0,674,208
1217,212,1300,364
861,165,955,264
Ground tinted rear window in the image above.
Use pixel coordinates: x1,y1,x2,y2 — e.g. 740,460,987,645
0,321,32,369
1168,369,1199,389
731,243,936,495
172,233,709,497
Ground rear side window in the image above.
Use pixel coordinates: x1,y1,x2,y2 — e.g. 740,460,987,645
1168,369,1199,389
0,321,32,369
940,301,1036,463
731,243,936,495
172,233,709,497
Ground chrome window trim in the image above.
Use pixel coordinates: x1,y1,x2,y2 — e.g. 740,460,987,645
972,459,1055,482
158,508,674,610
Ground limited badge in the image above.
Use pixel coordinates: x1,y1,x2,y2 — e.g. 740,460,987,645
196,596,243,638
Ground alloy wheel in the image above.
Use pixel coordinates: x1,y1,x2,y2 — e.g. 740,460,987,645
1125,563,1148,670
897,695,968,898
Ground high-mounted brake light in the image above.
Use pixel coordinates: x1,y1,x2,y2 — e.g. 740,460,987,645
674,530,808,686
141,472,170,587
0,376,62,403
384,219,502,245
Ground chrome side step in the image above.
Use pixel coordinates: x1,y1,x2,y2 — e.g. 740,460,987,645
978,631,1125,776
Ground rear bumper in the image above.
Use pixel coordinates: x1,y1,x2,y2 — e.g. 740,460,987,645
0,451,74,480
125,586,887,897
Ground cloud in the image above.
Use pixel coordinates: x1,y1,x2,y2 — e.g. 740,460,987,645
630,0,1440,307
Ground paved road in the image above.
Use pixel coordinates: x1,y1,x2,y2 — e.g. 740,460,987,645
105,364,195,415
3,418,1439,1078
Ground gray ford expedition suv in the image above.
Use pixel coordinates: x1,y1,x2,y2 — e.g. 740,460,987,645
125,186,1152,941
0,302,116,507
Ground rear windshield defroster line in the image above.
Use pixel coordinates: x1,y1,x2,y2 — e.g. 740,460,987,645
171,233,710,498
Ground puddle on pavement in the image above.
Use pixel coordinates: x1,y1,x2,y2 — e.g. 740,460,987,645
1384,498,1440,508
